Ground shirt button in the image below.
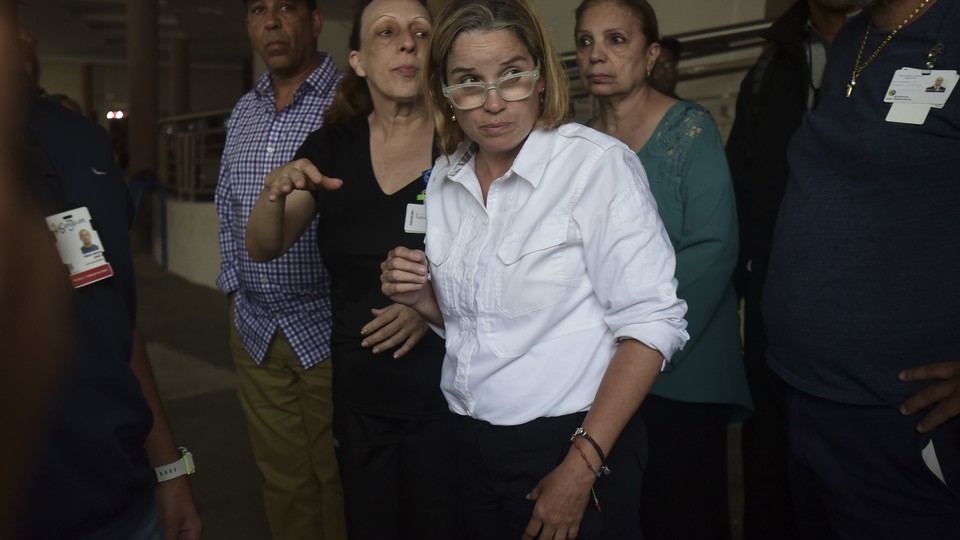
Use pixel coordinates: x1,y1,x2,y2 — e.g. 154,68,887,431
466,272,472,280
261,276,269,284
471,320,477,330
457,367,465,376
483,217,489,225
266,146,275,154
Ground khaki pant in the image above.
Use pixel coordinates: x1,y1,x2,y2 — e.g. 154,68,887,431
230,315,346,540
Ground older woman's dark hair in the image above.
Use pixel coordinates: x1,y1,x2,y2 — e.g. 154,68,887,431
324,0,431,124
657,37,681,58
574,0,660,46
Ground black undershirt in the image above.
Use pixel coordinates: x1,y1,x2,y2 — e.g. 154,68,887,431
295,115,448,418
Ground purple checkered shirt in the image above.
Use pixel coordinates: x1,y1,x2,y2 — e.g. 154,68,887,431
215,54,341,368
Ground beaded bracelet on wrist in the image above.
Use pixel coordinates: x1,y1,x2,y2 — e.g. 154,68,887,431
570,427,611,476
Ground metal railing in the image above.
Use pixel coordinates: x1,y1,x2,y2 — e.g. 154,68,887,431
158,108,231,201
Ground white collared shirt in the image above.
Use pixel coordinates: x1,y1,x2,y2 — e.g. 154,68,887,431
425,123,689,425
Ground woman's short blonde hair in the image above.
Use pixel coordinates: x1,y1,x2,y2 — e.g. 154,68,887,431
424,0,570,155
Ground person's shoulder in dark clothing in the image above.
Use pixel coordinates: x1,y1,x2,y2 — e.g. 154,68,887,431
296,114,367,160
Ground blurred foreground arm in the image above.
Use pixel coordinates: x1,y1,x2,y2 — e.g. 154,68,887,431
131,329,203,540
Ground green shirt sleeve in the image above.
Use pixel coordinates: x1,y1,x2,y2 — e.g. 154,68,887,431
640,103,739,368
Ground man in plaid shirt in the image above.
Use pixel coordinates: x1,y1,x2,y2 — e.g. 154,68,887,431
215,1,345,538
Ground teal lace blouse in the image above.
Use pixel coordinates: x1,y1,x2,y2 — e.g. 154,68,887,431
638,101,752,421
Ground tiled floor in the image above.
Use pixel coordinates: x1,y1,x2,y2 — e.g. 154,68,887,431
136,254,745,540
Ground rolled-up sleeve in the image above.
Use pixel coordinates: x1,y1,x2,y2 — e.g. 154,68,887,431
574,146,689,361
215,114,241,296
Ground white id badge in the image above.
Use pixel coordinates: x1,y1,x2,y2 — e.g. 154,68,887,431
404,203,427,234
886,103,932,125
45,207,114,288
885,69,957,124
884,68,958,107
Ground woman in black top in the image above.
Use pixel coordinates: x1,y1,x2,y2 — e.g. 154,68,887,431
246,1,461,538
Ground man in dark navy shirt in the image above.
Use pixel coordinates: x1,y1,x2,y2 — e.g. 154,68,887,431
763,0,960,537
22,88,203,540
16,2,202,535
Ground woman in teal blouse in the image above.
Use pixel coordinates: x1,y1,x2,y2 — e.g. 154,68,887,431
575,1,752,538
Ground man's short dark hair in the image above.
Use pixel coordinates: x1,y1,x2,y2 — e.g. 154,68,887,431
657,37,682,58
242,0,318,10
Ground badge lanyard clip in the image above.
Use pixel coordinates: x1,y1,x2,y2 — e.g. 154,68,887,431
923,43,944,73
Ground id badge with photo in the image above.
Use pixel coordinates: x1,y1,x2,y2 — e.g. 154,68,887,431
885,68,958,125
45,207,114,288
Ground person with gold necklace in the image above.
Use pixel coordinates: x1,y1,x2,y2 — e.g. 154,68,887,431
762,0,960,537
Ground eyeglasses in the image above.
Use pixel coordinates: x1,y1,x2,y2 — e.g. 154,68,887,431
442,65,541,110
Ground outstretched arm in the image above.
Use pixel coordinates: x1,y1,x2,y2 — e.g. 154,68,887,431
245,158,342,262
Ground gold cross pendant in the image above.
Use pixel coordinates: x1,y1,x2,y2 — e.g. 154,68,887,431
846,79,856,98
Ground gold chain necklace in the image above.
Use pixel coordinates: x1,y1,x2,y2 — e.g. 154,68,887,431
846,0,930,98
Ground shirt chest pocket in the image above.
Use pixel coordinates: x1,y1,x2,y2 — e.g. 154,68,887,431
495,216,569,318
425,231,457,315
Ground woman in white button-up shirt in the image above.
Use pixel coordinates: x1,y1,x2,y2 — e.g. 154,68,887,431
381,0,689,538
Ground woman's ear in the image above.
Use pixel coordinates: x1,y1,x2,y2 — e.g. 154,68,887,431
647,42,661,74
348,50,366,78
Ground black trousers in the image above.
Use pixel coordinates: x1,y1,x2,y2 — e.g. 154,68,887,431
787,387,960,539
457,411,647,540
333,408,464,540
741,289,797,540
638,394,732,540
